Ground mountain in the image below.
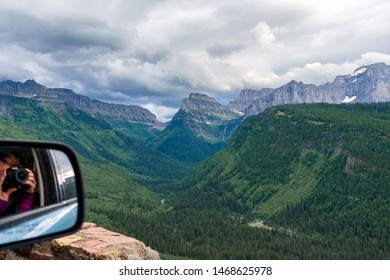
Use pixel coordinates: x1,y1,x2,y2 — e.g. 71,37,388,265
172,102,390,258
0,93,190,189
228,88,274,112
230,62,390,117
0,79,165,129
151,93,242,163
153,62,390,164
180,101,390,216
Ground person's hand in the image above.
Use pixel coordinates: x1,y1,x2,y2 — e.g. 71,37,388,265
0,169,17,202
23,168,36,194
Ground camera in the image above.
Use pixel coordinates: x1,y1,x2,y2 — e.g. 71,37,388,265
2,167,29,192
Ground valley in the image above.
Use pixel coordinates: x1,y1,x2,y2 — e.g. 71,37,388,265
0,63,390,259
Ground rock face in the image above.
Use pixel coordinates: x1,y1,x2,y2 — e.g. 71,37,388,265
152,93,243,163
180,92,242,124
230,62,390,117
228,88,274,113
171,92,243,141
0,223,160,260
0,80,163,128
158,92,243,144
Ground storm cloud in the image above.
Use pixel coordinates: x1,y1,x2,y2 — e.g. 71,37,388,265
1,0,390,121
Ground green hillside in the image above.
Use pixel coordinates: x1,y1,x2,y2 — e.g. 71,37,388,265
166,102,390,258
180,103,390,210
0,95,191,227
0,95,190,188
152,109,241,163
151,110,224,163
98,115,162,143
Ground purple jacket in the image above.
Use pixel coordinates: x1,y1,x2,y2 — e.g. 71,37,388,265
0,192,35,214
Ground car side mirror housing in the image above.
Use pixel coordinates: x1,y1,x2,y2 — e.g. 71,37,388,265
0,140,84,249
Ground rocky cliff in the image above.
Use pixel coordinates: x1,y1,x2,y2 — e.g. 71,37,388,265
178,92,242,134
0,223,160,260
231,62,390,117
228,88,274,113
0,80,164,128
152,93,243,163
156,92,242,144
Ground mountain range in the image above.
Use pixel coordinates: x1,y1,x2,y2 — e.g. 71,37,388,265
1,62,390,164
1,63,390,259
0,79,164,128
153,62,390,162
230,62,390,117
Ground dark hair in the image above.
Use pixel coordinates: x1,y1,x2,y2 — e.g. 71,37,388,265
0,152,22,168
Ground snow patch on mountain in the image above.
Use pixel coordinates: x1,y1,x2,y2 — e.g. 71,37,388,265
342,96,357,103
350,67,367,77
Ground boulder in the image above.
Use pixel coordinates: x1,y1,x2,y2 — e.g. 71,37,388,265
0,223,160,260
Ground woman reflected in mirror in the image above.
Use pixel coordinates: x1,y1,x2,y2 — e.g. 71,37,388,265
0,152,36,216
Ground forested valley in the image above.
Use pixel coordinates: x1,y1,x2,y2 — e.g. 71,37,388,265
1,95,390,259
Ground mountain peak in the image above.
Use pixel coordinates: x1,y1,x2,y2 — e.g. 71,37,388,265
22,79,42,87
350,66,368,77
364,62,387,69
177,91,243,123
188,92,216,102
286,80,305,86
350,62,389,77
155,91,243,163
181,93,218,111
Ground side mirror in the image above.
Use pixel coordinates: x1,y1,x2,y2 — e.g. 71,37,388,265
0,140,84,249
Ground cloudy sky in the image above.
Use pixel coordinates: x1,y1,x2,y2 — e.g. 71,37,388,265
1,0,390,121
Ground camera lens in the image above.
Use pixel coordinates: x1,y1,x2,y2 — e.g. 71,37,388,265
15,169,28,183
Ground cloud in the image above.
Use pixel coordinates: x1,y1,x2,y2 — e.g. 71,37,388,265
142,103,178,123
206,43,246,59
250,22,276,50
0,12,130,54
0,0,389,121
251,52,390,89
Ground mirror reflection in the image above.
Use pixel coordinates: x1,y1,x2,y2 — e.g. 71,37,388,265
0,146,78,245
0,152,37,215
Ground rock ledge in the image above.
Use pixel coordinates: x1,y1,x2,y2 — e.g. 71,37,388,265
0,223,160,260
